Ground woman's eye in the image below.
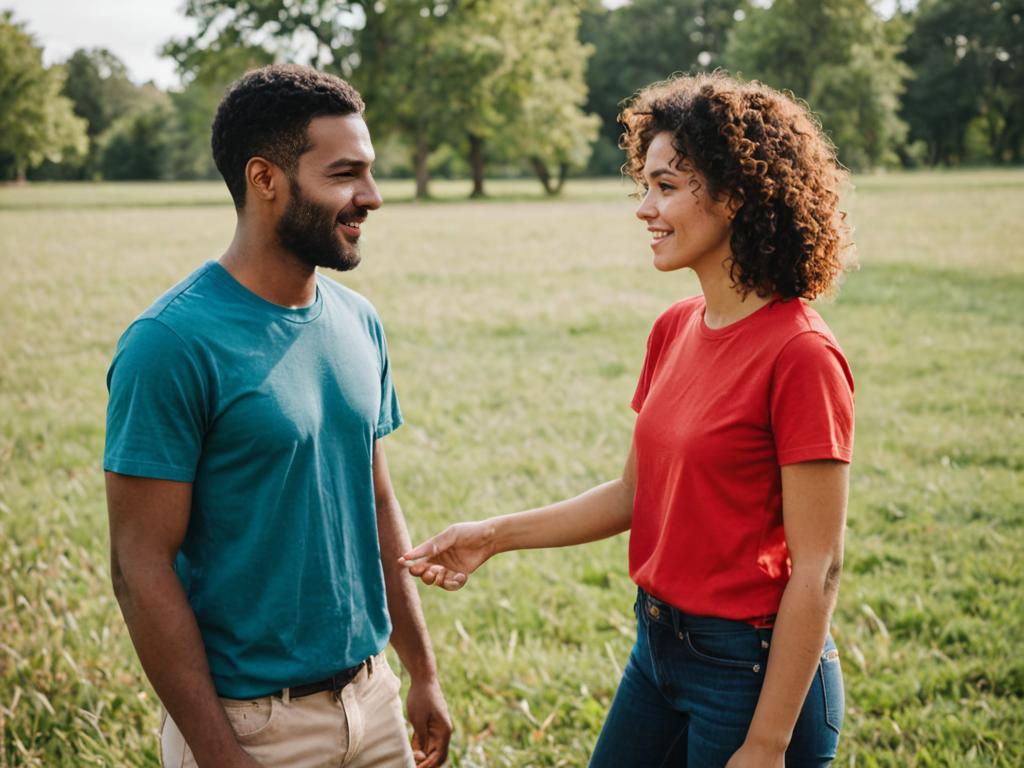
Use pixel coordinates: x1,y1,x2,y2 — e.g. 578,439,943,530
659,183,675,192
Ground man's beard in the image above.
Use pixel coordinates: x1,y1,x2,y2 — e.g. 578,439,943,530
276,178,363,272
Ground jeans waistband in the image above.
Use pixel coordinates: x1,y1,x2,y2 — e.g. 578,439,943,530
637,588,774,633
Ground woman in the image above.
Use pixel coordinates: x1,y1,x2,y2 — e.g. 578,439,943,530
401,73,855,767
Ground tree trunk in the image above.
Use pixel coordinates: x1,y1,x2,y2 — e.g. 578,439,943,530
14,159,28,185
530,158,571,196
552,162,569,195
530,157,553,194
468,134,485,198
414,135,430,200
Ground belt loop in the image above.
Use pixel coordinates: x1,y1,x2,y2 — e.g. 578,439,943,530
282,687,291,704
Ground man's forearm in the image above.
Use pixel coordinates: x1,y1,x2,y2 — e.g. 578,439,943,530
114,561,246,766
377,498,438,681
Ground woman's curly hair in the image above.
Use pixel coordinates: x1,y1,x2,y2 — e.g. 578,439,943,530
620,72,852,300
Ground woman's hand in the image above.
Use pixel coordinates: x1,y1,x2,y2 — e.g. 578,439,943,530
725,742,785,768
399,521,498,590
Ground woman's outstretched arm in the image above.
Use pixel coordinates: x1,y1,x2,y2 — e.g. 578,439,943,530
400,440,637,590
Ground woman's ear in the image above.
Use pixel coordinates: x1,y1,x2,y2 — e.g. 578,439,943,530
726,189,745,221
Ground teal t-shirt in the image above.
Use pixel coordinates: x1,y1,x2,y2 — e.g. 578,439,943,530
104,261,402,698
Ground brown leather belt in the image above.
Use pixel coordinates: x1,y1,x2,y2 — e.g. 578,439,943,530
278,659,368,700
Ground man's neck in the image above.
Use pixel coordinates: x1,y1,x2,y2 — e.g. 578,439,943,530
219,223,318,309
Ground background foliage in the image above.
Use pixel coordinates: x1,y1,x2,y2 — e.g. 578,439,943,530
1,0,1022,189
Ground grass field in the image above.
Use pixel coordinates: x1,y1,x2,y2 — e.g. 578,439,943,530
1,171,1022,766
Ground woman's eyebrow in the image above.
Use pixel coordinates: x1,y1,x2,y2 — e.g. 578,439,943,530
646,166,679,179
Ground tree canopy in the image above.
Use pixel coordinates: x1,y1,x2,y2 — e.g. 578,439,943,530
0,12,87,181
5,0,1022,184
901,0,1024,165
727,0,909,170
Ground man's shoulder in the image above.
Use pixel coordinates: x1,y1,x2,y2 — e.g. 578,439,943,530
135,261,221,330
317,273,382,324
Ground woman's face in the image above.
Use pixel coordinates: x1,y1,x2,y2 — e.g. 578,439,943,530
635,132,733,274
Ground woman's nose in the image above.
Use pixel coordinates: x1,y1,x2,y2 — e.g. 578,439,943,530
635,191,655,221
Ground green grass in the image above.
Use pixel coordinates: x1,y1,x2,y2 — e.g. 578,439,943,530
1,172,1022,766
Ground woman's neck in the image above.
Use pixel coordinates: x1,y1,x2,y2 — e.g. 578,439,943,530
695,260,773,330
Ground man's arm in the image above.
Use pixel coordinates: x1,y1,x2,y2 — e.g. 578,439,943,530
372,441,453,768
106,472,261,768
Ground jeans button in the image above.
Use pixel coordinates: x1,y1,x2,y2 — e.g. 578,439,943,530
752,663,761,673
648,604,660,619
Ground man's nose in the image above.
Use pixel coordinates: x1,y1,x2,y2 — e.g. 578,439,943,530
358,176,383,210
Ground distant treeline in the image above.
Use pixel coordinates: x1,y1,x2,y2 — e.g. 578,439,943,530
2,0,1021,195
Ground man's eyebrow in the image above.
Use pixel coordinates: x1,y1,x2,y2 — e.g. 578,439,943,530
325,157,372,170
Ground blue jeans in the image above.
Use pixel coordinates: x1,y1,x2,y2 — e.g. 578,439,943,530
590,590,844,768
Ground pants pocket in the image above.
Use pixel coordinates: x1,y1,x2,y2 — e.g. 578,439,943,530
683,629,764,673
220,696,278,741
819,640,845,734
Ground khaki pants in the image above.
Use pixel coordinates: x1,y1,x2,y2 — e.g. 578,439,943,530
160,653,415,768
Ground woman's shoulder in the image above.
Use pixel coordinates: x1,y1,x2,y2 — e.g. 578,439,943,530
766,299,841,347
650,295,704,335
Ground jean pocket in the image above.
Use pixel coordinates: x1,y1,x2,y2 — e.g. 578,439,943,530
683,630,764,673
220,696,278,741
818,643,845,734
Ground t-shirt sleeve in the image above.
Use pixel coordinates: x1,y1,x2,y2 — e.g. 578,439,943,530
373,322,403,439
104,319,207,482
770,331,855,465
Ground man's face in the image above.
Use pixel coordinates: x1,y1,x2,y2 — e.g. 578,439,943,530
275,114,382,272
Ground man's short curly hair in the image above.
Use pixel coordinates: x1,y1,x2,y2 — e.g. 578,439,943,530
212,64,365,208
620,72,852,300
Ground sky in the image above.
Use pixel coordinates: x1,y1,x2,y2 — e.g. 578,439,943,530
5,0,197,89
6,0,909,92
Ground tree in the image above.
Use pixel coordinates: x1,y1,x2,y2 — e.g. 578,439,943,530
393,0,598,197
168,0,599,197
581,0,748,174
493,0,600,194
98,86,176,180
352,1,460,198
901,0,1024,165
63,48,139,139
0,12,87,182
726,0,909,170
166,0,361,74
58,48,142,177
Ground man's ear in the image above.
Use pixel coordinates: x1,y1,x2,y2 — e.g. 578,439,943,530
245,156,281,204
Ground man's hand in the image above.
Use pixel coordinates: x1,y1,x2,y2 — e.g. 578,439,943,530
406,677,452,768
398,521,497,590
219,749,266,768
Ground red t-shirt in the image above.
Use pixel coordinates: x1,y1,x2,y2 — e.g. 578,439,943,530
630,296,854,625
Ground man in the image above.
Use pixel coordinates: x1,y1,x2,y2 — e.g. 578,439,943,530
104,64,451,768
